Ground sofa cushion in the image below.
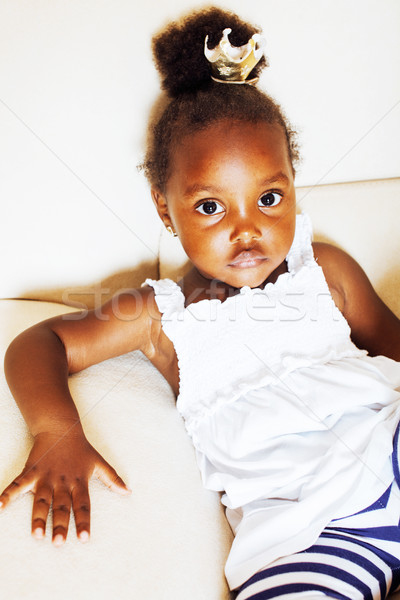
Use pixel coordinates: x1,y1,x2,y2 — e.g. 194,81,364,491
0,299,233,599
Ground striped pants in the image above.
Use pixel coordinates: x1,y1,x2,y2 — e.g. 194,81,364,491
236,429,400,599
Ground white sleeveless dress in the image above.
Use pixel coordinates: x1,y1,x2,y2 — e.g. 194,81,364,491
145,214,400,590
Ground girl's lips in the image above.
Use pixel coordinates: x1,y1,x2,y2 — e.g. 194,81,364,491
228,250,267,269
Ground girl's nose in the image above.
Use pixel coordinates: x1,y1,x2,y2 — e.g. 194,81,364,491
229,214,262,244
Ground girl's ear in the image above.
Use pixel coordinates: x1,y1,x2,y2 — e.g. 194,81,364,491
151,188,172,228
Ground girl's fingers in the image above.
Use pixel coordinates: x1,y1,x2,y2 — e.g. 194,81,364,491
94,461,132,495
31,483,52,539
51,486,72,546
0,451,130,546
0,470,36,509
71,483,91,542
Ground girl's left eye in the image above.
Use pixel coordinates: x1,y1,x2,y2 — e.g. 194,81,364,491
196,201,224,215
257,192,282,208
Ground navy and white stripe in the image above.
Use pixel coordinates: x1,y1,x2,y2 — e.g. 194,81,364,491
236,427,400,600
235,506,400,599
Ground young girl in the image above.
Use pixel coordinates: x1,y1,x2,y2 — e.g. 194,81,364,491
2,7,400,599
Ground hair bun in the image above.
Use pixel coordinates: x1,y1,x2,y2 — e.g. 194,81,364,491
152,7,266,97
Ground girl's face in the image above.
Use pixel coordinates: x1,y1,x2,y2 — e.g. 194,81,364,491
152,119,297,290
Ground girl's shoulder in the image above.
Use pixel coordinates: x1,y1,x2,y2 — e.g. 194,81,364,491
312,242,400,359
312,241,374,308
311,242,349,312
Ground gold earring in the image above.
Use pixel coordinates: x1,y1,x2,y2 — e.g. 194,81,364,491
166,225,178,238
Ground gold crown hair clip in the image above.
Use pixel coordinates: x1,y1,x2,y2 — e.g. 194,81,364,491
204,28,266,85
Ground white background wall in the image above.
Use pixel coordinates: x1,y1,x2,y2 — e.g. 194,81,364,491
0,0,399,299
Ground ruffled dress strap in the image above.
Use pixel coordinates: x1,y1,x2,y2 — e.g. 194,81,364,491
143,277,184,320
286,213,316,273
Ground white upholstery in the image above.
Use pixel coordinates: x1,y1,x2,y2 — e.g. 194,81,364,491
0,179,399,599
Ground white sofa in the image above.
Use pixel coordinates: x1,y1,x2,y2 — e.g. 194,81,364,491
1,178,400,599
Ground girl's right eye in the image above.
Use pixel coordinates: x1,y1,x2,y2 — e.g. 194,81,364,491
196,201,224,215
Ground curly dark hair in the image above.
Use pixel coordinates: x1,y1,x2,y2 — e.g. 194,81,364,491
141,7,300,192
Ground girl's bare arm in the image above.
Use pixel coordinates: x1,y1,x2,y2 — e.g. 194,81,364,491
0,287,158,544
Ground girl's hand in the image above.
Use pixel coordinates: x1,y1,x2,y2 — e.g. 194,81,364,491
0,431,131,545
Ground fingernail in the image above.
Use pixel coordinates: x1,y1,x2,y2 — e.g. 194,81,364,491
53,534,64,547
33,527,44,539
79,530,89,543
